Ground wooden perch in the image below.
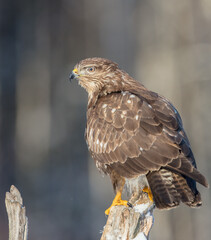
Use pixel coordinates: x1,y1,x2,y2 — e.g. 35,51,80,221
5,185,28,240
101,193,154,240
4,185,153,240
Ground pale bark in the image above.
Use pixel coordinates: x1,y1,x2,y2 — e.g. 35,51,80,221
5,185,28,240
101,194,154,240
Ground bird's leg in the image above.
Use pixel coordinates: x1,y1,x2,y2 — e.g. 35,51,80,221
143,186,153,202
105,172,129,215
105,190,128,215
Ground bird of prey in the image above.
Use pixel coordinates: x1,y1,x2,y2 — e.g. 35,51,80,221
69,57,208,214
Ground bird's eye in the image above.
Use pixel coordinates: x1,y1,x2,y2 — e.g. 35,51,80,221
87,67,95,73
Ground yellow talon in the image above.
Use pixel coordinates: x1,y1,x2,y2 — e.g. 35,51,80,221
105,191,128,215
143,186,153,202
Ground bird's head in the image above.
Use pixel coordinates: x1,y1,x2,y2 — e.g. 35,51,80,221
69,57,129,99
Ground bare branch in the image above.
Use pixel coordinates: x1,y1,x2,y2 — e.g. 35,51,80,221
5,185,28,240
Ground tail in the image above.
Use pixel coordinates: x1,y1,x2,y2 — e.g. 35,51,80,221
147,168,202,209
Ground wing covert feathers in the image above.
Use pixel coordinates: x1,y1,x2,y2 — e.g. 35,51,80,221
86,90,208,209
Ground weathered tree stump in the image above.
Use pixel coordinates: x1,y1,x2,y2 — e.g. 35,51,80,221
101,193,154,240
5,185,28,240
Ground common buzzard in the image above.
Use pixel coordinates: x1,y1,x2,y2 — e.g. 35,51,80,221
69,57,208,214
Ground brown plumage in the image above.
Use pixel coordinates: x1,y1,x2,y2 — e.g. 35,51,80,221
70,57,208,209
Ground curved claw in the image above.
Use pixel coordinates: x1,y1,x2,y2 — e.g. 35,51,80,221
143,187,154,202
105,191,128,215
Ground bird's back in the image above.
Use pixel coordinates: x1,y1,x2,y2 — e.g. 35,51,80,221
85,90,208,208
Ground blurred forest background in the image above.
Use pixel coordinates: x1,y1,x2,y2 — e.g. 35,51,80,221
0,0,211,239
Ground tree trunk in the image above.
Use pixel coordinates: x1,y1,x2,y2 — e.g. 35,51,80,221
101,194,154,240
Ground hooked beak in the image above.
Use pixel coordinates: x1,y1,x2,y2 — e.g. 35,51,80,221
69,68,78,82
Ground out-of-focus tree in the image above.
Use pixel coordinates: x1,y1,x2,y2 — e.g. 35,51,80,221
0,0,18,238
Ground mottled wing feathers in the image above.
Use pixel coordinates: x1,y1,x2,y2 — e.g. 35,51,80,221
86,91,208,188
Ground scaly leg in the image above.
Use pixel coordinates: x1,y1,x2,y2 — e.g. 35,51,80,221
105,190,128,215
143,186,153,202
